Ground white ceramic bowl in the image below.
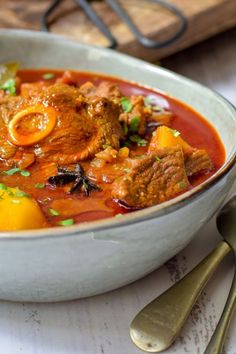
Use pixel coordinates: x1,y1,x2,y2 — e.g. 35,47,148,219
0,29,235,302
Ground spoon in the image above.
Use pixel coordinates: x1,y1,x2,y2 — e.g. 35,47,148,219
204,195,236,353
130,195,236,353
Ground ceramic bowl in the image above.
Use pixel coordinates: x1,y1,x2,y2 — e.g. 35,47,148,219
0,29,235,302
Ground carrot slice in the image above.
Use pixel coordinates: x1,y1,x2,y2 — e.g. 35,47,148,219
8,104,57,146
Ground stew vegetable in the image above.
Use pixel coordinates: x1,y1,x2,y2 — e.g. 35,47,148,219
0,64,225,230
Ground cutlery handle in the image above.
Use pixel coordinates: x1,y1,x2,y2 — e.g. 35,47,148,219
130,241,231,353
204,268,236,354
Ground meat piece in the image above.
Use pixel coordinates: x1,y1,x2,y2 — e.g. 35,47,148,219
0,96,22,161
79,82,96,97
185,149,213,176
56,70,78,86
112,147,189,208
80,81,121,102
0,83,123,165
20,81,50,99
148,126,213,176
119,96,152,135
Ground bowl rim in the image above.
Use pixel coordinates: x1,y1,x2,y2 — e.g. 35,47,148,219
0,28,235,240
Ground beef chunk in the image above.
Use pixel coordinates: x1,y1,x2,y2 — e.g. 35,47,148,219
148,126,213,177
0,83,123,165
80,81,121,101
185,149,213,176
33,84,122,163
112,147,189,208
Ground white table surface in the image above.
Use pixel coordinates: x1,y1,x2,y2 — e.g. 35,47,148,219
1,28,236,354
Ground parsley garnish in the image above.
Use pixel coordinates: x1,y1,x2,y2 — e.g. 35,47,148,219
3,167,30,177
35,183,45,189
3,167,21,175
171,129,181,137
0,78,16,95
0,183,7,190
20,170,31,177
58,218,74,226
130,135,147,147
14,189,30,198
155,156,161,162
42,73,55,80
130,115,140,133
120,97,132,113
48,208,60,216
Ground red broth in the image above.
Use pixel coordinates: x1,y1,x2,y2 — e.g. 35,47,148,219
0,69,225,227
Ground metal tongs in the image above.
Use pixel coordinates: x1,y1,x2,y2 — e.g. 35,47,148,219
42,0,187,49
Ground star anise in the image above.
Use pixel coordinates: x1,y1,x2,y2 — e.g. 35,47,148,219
48,164,101,196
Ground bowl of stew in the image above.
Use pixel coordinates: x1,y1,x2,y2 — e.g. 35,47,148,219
0,29,235,302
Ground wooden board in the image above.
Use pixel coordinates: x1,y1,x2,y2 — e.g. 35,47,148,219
0,0,236,61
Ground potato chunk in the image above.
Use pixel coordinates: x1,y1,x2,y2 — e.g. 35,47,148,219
0,186,46,231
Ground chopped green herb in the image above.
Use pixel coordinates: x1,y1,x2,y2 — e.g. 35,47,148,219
123,123,128,135
155,156,161,162
42,73,55,80
48,208,60,216
130,135,147,147
0,78,16,95
0,183,7,190
130,115,140,133
3,167,21,175
3,167,30,177
120,97,132,113
35,183,45,189
20,170,30,177
179,181,187,189
14,190,30,198
171,129,181,137
58,218,74,226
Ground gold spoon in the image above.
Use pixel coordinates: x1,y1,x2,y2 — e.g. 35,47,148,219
130,195,236,353
204,195,236,353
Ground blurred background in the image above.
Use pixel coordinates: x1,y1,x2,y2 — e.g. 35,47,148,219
1,0,235,103
0,0,236,61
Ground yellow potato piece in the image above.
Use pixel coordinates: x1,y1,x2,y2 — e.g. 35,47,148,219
149,126,193,155
0,186,46,231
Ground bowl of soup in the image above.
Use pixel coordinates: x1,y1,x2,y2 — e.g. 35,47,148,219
0,29,235,302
